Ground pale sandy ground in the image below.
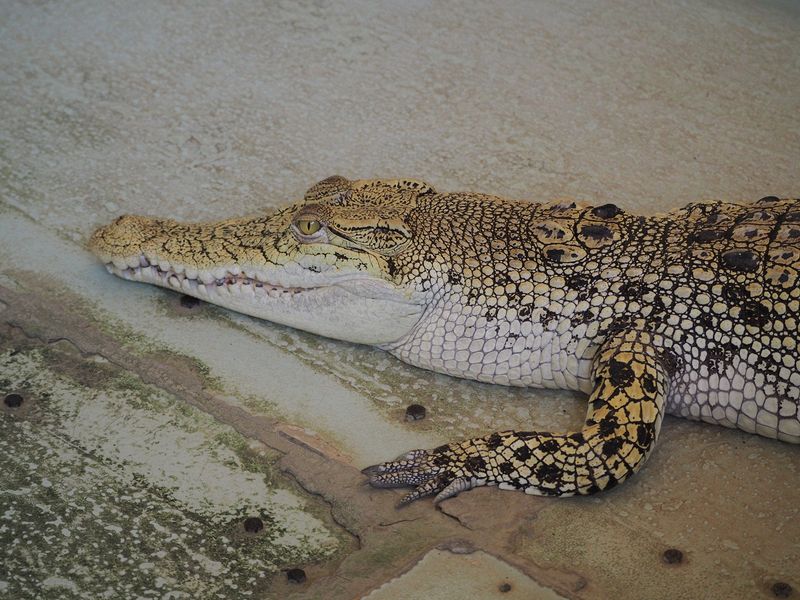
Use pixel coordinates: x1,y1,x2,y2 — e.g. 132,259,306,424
1,1,798,598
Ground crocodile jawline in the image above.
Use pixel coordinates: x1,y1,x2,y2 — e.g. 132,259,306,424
103,257,319,299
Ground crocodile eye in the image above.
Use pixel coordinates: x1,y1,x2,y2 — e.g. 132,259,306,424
296,218,321,236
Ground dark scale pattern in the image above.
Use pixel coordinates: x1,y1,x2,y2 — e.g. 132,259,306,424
89,177,800,504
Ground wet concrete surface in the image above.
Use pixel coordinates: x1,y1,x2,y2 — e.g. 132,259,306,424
1,1,799,598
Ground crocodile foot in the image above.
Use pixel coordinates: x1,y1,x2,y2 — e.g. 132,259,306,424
363,440,491,506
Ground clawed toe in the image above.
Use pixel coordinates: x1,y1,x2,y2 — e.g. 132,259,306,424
360,464,385,478
434,476,474,503
398,475,448,505
366,467,437,488
363,449,447,501
361,449,431,479
365,471,410,488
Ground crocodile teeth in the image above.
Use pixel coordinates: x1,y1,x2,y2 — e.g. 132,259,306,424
105,261,318,300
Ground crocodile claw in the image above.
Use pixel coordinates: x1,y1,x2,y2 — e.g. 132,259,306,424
363,447,481,506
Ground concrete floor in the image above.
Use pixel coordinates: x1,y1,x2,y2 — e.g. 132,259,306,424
1,1,799,598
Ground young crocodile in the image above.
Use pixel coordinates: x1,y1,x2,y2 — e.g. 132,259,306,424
90,176,800,505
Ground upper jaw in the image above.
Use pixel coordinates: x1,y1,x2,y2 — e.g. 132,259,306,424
100,248,319,289
103,256,317,299
88,212,399,294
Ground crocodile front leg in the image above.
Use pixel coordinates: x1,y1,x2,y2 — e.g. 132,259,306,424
365,330,669,504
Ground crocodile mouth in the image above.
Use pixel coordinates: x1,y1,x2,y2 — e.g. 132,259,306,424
103,255,319,300
89,209,426,345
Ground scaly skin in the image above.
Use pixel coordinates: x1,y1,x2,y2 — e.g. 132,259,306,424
90,176,800,505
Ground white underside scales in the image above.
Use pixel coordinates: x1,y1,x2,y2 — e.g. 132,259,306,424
666,344,800,442
386,292,596,391
387,300,799,445
388,291,800,444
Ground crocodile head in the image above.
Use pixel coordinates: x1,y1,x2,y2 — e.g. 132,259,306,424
89,176,434,345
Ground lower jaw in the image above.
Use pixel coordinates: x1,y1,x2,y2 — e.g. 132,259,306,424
104,262,424,345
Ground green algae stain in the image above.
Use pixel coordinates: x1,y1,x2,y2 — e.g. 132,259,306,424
0,417,263,599
0,349,348,598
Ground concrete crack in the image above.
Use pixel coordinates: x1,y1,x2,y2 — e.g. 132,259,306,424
437,505,474,530
279,461,363,550
378,517,422,527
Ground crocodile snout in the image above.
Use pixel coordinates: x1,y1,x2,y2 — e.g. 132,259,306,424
89,214,167,262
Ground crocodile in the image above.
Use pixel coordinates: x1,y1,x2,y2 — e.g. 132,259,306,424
89,176,800,505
